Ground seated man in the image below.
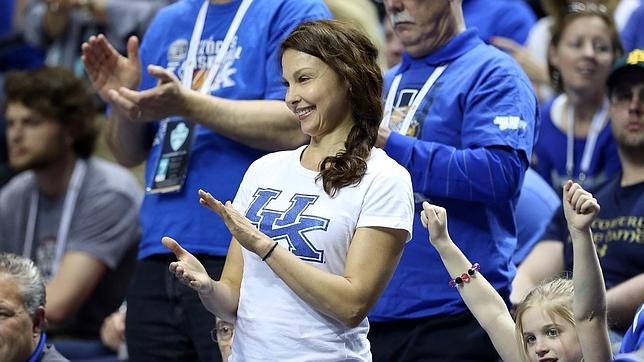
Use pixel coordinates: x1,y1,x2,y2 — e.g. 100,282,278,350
512,49,644,333
0,252,68,361
0,66,142,357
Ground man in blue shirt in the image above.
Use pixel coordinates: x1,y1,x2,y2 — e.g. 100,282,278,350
370,0,538,360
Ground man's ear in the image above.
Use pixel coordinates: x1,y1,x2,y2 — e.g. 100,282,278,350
32,306,46,333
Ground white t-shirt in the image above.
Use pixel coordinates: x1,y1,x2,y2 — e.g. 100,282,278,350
230,146,413,361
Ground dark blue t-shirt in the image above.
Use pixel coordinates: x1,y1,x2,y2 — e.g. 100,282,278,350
542,177,644,289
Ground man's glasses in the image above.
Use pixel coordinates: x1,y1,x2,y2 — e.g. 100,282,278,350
210,322,234,343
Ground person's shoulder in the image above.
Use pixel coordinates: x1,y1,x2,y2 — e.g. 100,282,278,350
251,148,301,170
456,41,534,92
154,0,197,21
40,344,70,362
367,148,412,182
468,42,523,73
0,171,35,203
268,0,331,24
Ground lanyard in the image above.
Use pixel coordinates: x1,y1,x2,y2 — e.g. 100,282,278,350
27,331,47,362
565,98,609,181
382,64,448,135
183,0,253,94
23,159,87,278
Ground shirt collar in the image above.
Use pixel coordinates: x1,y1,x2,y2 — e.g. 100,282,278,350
399,28,482,72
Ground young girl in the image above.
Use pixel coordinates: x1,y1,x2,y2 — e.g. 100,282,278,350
421,180,611,362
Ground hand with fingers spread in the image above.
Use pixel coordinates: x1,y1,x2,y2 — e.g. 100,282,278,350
198,189,273,257
162,236,214,294
81,34,141,107
562,180,600,232
110,65,189,122
420,202,451,248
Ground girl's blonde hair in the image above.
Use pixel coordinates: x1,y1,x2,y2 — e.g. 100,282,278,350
514,277,575,361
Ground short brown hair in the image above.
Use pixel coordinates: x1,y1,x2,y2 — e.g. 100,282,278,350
4,66,99,158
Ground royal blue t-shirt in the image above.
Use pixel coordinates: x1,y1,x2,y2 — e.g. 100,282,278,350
136,0,331,259
370,29,538,320
533,96,621,193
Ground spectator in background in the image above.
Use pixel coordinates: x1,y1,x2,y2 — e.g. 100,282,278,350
533,3,623,193
0,66,141,360
493,0,621,102
81,0,331,360
621,5,644,51
21,0,172,76
213,317,233,362
462,0,537,45
0,252,69,362
369,0,538,360
513,48,644,335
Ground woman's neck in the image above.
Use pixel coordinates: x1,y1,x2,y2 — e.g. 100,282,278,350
301,121,354,171
566,89,606,122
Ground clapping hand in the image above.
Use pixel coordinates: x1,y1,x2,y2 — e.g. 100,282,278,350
162,236,214,294
198,189,273,257
562,180,600,232
81,35,141,108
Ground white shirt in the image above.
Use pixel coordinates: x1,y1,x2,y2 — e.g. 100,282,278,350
230,146,413,361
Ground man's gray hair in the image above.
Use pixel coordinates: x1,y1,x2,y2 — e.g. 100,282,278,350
0,253,46,316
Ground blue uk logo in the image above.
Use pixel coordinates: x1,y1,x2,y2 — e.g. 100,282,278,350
245,188,329,263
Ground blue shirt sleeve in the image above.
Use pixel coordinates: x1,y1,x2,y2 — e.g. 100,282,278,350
385,132,527,203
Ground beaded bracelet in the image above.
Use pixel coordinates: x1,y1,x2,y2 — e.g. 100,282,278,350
448,263,480,287
262,242,279,261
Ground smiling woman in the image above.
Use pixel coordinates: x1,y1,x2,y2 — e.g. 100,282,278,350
162,19,414,361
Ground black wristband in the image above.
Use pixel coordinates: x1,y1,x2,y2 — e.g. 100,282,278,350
262,242,279,261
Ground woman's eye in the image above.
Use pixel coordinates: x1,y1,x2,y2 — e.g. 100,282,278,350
525,335,536,344
547,328,559,337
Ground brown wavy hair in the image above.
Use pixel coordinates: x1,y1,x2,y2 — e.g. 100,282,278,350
4,66,99,159
281,20,383,197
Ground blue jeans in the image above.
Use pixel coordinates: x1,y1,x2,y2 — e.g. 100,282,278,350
126,254,225,362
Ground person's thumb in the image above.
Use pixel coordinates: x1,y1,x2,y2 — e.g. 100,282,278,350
162,236,185,258
148,65,178,84
127,36,140,64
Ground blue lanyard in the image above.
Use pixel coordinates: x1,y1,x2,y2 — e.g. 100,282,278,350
27,331,46,362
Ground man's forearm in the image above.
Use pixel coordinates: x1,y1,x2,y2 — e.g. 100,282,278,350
181,91,308,152
105,112,150,167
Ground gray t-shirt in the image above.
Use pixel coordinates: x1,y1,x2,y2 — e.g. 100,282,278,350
0,157,142,338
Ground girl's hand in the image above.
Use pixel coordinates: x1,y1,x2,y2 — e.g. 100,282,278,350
563,180,600,232
420,202,452,248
